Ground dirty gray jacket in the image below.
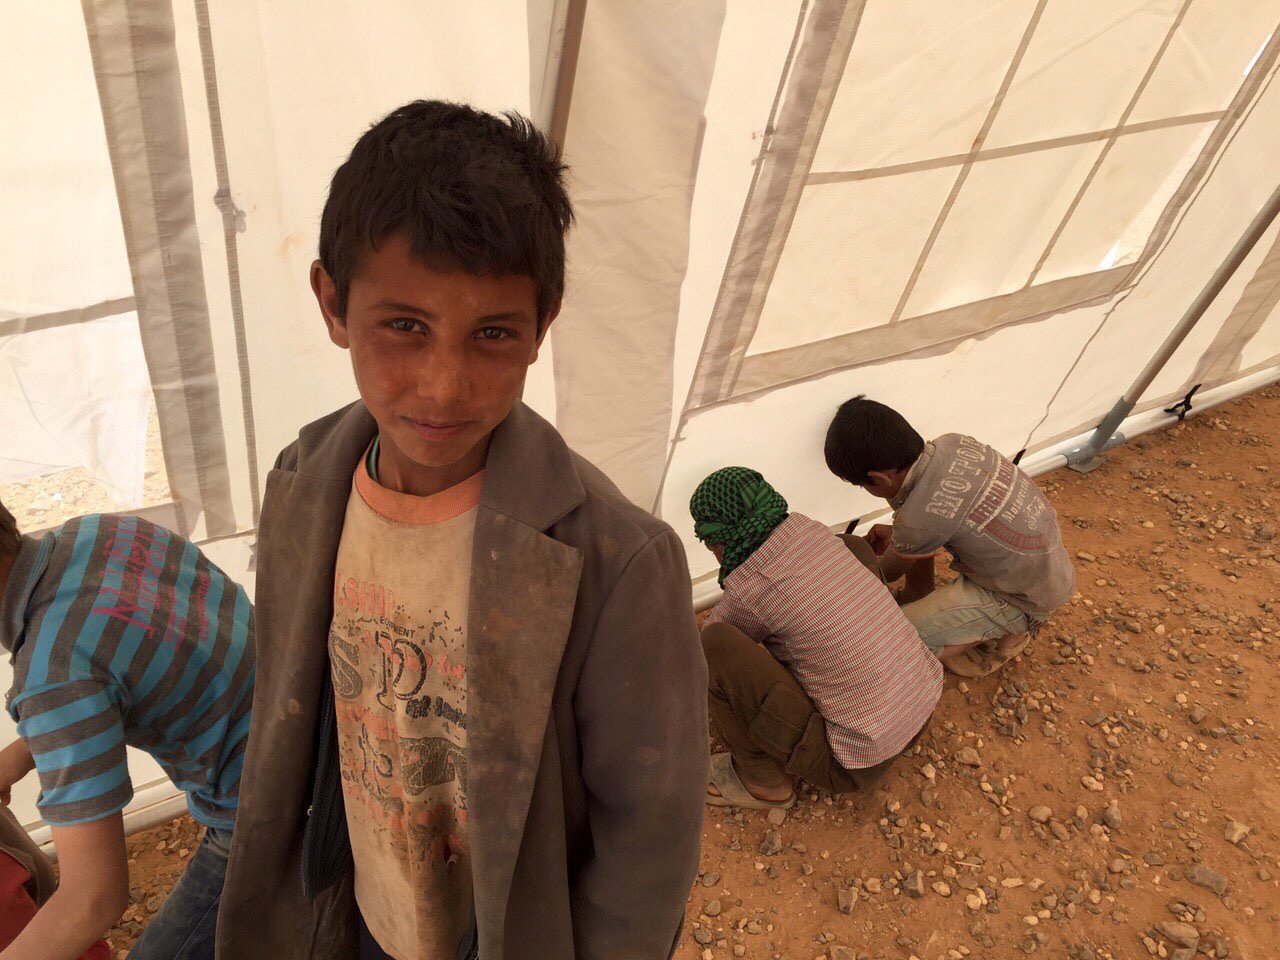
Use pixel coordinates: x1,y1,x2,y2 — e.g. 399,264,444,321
216,400,708,960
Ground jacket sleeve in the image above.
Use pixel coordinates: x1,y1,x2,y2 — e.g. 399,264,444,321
570,529,708,959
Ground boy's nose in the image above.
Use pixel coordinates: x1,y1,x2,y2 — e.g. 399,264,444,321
416,344,470,404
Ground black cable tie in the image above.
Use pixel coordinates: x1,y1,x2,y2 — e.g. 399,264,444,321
1164,383,1202,422
1012,448,1027,466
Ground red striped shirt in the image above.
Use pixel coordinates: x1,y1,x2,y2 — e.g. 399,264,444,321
708,514,942,769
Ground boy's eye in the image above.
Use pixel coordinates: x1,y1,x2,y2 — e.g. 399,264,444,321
476,327,511,341
388,318,421,333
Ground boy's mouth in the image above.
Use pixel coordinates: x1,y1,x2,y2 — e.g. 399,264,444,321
403,416,472,441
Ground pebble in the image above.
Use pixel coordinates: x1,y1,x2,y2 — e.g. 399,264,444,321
932,881,952,897
1186,864,1229,896
837,886,855,914
1029,806,1052,824
1224,820,1250,845
767,807,788,826
700,872,720,888
905,871,925,898
955,747,981,766
1101,803,1122,831
1156,921,1199,949
704,900,722,917
760,830,782,856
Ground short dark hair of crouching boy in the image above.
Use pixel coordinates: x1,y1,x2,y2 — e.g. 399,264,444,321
0,500,18,559
824,395,925,486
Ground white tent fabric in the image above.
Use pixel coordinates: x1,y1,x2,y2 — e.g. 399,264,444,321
4,0,1280,838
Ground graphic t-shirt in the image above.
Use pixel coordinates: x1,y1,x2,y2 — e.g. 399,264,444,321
330,450,478,960
0,515,254,828
890,433,1075,620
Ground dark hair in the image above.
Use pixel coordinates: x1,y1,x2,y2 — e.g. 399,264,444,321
0,498,19,559
824,395,924,484
319,100,574,324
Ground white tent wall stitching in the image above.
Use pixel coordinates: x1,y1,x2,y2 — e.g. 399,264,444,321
2,0,1279,837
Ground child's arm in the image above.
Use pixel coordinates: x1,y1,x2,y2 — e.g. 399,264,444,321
0,741,35,806
877,548,936,603
0,812,129,960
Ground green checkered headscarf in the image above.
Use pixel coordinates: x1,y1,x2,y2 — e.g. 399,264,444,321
690,467,788,586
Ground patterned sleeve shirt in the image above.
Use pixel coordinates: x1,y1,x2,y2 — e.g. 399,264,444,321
1,515,254,828
889,434,1075,621
707,513,941,769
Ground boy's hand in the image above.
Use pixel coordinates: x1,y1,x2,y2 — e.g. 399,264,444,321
0,740,35,806
864,523,893,556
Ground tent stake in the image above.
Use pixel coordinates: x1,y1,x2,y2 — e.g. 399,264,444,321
1066,179,1280,472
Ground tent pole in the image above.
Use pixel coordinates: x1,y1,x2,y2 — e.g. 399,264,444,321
541,0,589,149
1066,180,1280,472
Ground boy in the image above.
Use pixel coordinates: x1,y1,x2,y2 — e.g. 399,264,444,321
824,396,1075,677
0,498,254,960
692,467,940,809
0,803,108,959
215,101,708,960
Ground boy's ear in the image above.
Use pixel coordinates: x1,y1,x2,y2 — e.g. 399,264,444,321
866,469,894,488
311,260,349,349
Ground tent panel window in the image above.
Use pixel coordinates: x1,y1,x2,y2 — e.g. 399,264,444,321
1131,0,1280,124
746,168,958,358
903,141,1107,319
984,0,1183,151
811,0,1037,175
0,1,131,319
1037,120,1215,283
0,312,171,533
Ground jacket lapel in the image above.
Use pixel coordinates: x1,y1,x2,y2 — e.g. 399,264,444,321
465,403,587,952
221,403,375,937
466,510,582,949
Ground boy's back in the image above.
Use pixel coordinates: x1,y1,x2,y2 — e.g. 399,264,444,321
709,512,941,767
890,433,1074,620
3,513,254,829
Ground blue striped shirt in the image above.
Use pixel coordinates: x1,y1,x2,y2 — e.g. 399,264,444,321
1,515,254,828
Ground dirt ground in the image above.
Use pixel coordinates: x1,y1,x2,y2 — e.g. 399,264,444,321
0,401,171,533
105,386,1280,960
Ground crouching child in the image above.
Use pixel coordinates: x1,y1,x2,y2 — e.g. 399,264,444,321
691,467,941,810
0,500,253,960
824,396,1075,677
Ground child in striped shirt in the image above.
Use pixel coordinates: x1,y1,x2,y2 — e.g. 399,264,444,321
0,499,254,960
692,467,940,810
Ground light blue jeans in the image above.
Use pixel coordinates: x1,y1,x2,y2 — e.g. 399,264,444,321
129,825,231,960
902,576,1031,654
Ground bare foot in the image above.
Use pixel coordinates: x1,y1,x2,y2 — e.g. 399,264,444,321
707,758,794,803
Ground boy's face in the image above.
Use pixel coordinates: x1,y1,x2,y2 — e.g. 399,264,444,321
313,232,555,496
